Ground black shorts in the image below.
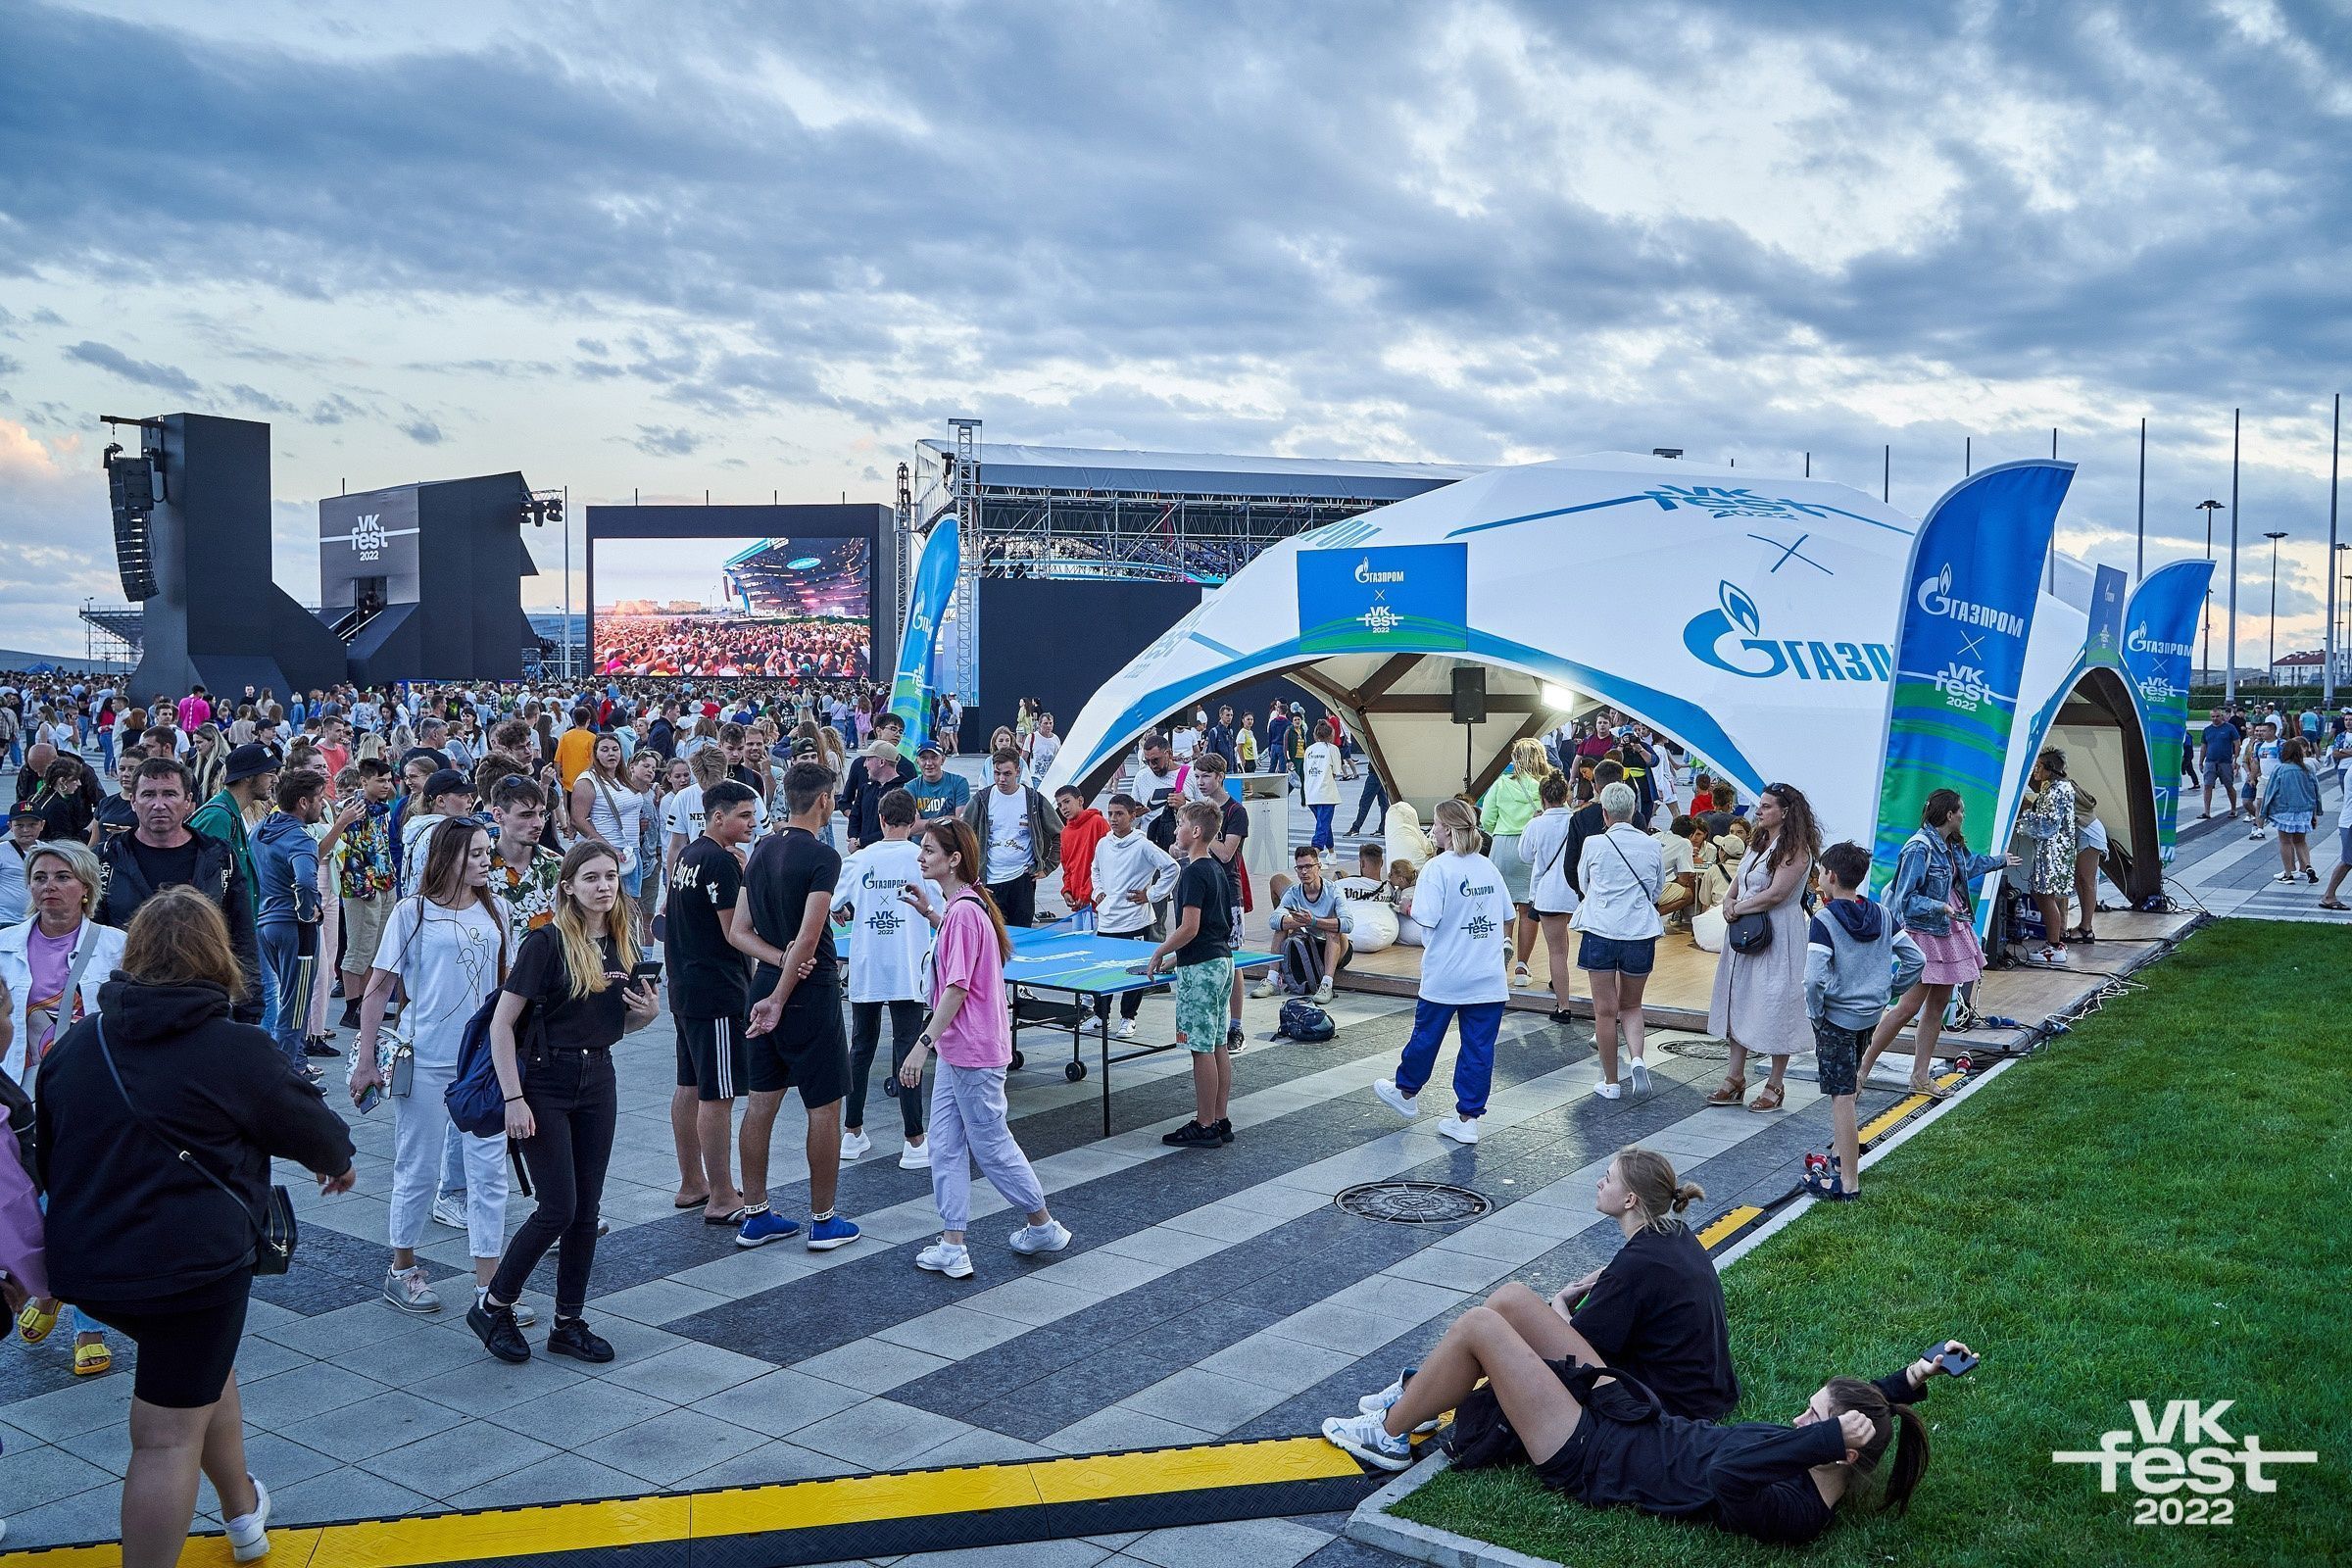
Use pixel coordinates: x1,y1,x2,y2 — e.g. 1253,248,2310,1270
675,1010,749,1101
1811,1016,1866,1098
79,1284,251,1408
746,967,850,1105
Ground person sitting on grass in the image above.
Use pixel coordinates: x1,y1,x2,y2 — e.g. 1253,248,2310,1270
1803,842,1924,1200
1546,1147,1738,1420
1323,1289,1960,1547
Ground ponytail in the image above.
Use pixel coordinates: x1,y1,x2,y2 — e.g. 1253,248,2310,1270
1823,1376,1933,1515
1611,1146,1705,1234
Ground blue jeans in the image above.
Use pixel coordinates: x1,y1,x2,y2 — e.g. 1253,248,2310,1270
1310,804,1336,850
257,921,306,1069
439,1124,466,1199
1394,998,1505,1119
1349,772,1389,834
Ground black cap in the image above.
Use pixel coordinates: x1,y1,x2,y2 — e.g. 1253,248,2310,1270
9,800,40,821
422,767,471,803
222,743,277,783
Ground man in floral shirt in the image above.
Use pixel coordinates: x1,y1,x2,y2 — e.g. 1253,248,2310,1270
335,758,399,1029
486,773,563,931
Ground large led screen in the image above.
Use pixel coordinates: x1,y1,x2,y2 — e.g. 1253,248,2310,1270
590,535,871,678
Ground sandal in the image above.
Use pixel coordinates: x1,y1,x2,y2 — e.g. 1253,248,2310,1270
1705,1077,1747,1107
672,1193,711,1210
73,1340,113,1378
1907,1078,1953,1101
1748,1083,1787,1113
16,1298,57,1345
2319,899,2350,911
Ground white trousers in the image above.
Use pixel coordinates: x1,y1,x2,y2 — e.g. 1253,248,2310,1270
389,1057,509,1257
928,1062,1046,1234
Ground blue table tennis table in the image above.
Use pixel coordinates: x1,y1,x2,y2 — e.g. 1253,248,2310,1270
1004,915,1276,1137
835,911,1272,1137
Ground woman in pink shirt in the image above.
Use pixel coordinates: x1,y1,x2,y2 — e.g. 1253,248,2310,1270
897,817,1070,1280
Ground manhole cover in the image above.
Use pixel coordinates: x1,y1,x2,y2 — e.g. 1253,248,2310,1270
1661,1038,1731,1061
1337,1181,1493,1225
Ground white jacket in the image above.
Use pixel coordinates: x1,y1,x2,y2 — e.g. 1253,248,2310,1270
1091,830,1179,936
0,915,128,1084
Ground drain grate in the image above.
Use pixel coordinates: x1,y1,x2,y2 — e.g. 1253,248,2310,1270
1337,1181,1492,1225
1661,1038,1732,1061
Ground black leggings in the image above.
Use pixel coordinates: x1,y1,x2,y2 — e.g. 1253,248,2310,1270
847,1000,927,1138
490,1048,617,1316
79,1285,250,1408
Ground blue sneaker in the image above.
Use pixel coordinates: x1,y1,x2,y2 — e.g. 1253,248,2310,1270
807,1214,860,1251
736,1209,802,1249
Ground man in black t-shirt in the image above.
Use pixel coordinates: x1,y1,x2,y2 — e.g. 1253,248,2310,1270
93,757,263,1023
731,760,858,1251
1147,801,1236,1150
664,778,760,1223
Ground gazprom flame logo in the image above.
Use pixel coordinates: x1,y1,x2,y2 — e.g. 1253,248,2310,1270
1354,557,1405,585
1914,562,2025,637
1683,580,1891,683
2127,622,2194,660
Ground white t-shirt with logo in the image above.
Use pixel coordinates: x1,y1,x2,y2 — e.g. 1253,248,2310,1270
1302,742,1342,806
1407,850,1512,1005
835,840,942,1003
983,785,1033,884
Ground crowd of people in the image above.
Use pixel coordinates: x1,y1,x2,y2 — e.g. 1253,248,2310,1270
2191,700,2352,906
591,615,871,680
5,664,2342,1557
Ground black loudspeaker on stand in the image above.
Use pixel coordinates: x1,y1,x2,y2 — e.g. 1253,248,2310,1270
1451,665,1488,724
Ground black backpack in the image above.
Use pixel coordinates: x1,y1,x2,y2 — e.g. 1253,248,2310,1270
1276,999,1336,1042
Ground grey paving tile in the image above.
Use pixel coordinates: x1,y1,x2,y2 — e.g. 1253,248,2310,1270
1320,1275,1465,1324
1120,1368,1287,1433
267,1463,439,1526
1426,1221,1558,1263
196,1432,344,1509
1127,1517,1339,1568
1261,1301,1414,1355
443,1451,653,1510
907,1427,1053,1467
793,1337,955,1394
226,1360,393,1431
0,1475,122,1549
277,1388,468,1462
1191,1336,1359,1396
576,1407,771,1487
491,1379,679,1447
1017,1249,1167,1298
603,1340,773,1402
1044,1405,1217,1455
257,1298,436,1359
590,1277,732,1326
0,1434,117,1512
871,1304,1032,1358
896,1542,1114,1567
228,1332,314,1383
1376,1248,1516,1293
360,1418,564,1497
410,1352,586,1414
677,1438,862,1489
2,1370,137,1441
688,1368,867,1439
791,1397,977,1470
1095,1226,1228,1268
959,1276,1107,1328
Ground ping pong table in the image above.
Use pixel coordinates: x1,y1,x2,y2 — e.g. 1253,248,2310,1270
833,912,1274,1137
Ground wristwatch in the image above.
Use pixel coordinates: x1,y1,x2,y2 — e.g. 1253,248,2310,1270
915,1034,934,1051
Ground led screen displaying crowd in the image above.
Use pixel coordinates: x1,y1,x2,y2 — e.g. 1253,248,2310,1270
592,615,869,678
592,534,870,679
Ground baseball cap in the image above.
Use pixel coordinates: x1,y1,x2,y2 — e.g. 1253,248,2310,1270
915,742,943,759
222,743,277,783
422,767,471,802
9,800,40,822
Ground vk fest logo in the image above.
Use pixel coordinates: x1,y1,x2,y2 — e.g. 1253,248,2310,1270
349,513,386,562
2128,621,2196,706
1684,580,1892,682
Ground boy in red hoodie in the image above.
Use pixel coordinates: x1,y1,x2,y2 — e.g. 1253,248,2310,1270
1055,785,1108,917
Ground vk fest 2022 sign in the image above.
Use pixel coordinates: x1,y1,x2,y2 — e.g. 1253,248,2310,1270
1298,544,1470,654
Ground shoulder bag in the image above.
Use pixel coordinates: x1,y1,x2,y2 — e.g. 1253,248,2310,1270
1724,850,1774,953
587,773,641,873
93,1016,296,1275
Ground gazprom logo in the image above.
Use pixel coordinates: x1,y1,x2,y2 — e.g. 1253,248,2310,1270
2127,621,2195,659
1354,557,1405,585
860,867,908,893
1914,562,2025,638
1683,580,1891,683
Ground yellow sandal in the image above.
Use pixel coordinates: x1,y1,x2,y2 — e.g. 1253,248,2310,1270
73,1339,114,1378
16,1298,58,1344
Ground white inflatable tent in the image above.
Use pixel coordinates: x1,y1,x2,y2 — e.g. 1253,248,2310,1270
1046,452,2158,902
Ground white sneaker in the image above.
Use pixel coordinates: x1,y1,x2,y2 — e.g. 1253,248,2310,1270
1315,976,1334,1004
840,1130,872,1161
899,1140,932,1170
1436,1114,1480,1145
1249,977,1281,1000
430,1194,466,1230
1630,1058,1652,1098
382,1266,440,1315
1112,1018,1138,1041
2276,871,2299,883
224,1475,270,1562
2250,826,2267,840
1373,1078,1417,1119
1008,1220,1073,1254
1357,1378,1441,1435
1321,1410,1413,1471
1592,1080,1622,1100
1511,963,1533,986
915,1241,974,1279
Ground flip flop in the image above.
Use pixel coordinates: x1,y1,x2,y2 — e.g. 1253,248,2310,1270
673,1194,711,1210
2319,900,2350,911
703,1206,749,1226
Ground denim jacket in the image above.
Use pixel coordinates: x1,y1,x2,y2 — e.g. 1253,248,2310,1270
1885,826,2008,937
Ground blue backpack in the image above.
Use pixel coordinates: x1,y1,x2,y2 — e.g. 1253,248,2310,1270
444,991,538,1137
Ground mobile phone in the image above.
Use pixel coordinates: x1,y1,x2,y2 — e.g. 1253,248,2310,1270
355,1082,384,1114
631,960,664,985
1925,1341,1978,1377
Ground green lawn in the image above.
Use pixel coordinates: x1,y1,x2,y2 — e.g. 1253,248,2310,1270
1392,918,2352,1566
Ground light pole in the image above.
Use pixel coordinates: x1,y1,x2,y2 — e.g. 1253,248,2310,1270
2264,530,2288,682
2227,409,2241,705
2197,499,2223,682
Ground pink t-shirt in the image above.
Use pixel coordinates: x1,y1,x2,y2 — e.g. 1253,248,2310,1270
929,893,1009,1069
177,695,210,733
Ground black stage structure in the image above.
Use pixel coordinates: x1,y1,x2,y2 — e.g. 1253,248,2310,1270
321,473,552,684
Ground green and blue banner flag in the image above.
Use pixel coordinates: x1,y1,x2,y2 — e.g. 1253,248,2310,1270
2122,560,2213,862
887,517,960,754
1871,460,2073,881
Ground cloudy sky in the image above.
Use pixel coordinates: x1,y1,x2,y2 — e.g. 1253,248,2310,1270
3,0,2347,665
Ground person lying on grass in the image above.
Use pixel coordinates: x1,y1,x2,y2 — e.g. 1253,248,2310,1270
1322,1283,1968,1546
1544,1146,1739,1421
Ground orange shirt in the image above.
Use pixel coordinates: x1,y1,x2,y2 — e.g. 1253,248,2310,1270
555,727,598,792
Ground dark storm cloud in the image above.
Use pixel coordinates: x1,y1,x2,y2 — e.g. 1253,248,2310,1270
63,339,202,396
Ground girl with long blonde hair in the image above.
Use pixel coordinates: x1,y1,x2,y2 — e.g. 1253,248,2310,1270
1373,797,1515,1146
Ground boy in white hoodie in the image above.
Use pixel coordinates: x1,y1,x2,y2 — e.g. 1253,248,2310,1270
1089,793,1179,1040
